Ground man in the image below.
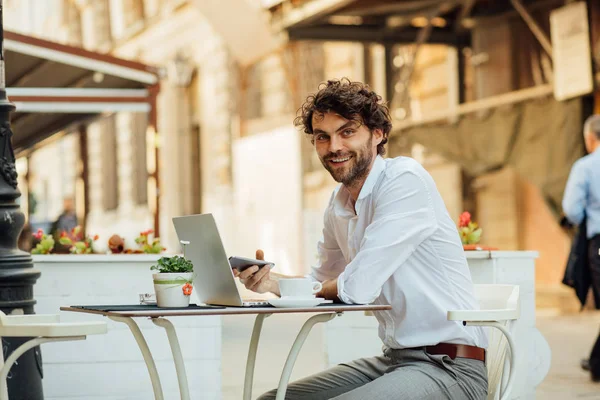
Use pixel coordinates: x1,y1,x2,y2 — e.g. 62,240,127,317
237,79,488,399
563,114,600,381
50,197,78,236
50,197,78,253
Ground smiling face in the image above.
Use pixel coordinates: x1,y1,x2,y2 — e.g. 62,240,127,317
312,112,382,190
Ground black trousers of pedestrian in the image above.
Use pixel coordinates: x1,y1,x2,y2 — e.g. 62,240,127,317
587,235,600,378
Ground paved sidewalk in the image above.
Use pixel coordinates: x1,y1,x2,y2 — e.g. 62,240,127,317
536,310,600,399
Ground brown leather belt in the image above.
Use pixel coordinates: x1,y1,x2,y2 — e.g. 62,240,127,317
423,343,486,362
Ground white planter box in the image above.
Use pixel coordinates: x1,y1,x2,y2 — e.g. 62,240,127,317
323,250,550,400
32,254,221,400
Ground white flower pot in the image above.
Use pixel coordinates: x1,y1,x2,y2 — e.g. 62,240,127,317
152,272,194,308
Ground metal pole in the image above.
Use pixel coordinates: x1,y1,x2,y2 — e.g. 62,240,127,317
0,1,43,398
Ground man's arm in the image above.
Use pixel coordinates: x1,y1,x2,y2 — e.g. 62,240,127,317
336,170,438,305
318,279,341,302
237,194,346,297
309,210,347,283
563,161,588,225
234,249,303,296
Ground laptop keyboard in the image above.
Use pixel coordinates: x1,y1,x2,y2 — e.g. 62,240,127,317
243,303,275,308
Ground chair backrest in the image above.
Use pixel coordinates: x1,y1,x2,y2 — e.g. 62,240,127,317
472,284,520,400
473,284,520,313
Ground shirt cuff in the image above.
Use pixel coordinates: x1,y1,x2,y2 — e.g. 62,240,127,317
336,271,352,304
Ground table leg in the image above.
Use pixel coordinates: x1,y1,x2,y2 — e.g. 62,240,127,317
108,315,164,400
276,313,340,400
0,336,85,400
244,313,272,400
152,318,190,400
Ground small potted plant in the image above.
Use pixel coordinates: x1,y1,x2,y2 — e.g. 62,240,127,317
457,211,483,250
31,229,55,254
135,229,165,254
58,226,99,254
151,241,194,308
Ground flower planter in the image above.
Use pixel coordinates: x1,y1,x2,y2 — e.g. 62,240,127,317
153,272,194,307
31,254,221,399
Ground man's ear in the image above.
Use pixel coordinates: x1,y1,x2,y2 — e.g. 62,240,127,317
373,128,384,145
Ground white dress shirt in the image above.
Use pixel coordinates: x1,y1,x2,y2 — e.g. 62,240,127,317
309,156,487,350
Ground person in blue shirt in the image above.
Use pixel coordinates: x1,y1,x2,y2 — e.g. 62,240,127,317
563,114,600,381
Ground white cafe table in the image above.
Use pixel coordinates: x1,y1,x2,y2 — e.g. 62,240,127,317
61,303,391,400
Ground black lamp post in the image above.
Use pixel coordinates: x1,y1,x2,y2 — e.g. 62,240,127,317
0,1,43,399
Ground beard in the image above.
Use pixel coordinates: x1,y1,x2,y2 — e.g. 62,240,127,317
319,135,374,188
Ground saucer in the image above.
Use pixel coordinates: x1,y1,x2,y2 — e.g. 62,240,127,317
268,297,332,308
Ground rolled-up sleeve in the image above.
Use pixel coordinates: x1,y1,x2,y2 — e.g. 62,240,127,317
563,160,587,225
337,171,438,304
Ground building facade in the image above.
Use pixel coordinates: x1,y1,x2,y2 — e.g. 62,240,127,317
5,0,575,307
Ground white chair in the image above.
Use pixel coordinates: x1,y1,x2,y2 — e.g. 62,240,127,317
448,284,520,400
0,311,108,400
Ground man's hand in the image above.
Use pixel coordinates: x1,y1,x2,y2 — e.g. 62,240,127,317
317,279,340,302
233,249,279,295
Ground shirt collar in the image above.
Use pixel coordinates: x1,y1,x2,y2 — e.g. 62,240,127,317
332,155,386,216
357,155,386,201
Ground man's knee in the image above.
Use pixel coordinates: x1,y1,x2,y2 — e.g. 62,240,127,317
256,389,277,400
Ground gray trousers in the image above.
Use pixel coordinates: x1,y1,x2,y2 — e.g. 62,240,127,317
257,348,488,400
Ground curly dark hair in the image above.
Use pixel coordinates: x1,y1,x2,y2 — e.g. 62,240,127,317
294,78,392,155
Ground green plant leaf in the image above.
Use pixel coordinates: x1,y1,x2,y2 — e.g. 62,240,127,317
150,255,193,273
467,228,482,244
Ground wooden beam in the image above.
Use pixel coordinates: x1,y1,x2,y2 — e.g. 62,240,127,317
384,44,394,103
340,0,448,17
78,125,89,233
394,84,554,131
510,0,553,59
287,24,465,45
9,60,50,87
148,84,160,238
455,0,477,32
274,0,356,30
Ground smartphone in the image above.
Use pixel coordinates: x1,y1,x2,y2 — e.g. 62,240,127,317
229,256,275,272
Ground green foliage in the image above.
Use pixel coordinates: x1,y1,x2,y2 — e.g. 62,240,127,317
135,229,165,254
150,255,194,273
31,234,55,254
459,222,482,245
28,192,38,215
58,226,98,254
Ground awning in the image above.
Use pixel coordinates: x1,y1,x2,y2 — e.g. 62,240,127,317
4,31,160,156
265,0,560,44
191,0,282,66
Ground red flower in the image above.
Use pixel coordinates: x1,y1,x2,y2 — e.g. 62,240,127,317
458,212,471,228
33,229,44,240
182,283,193,296
141,229,154,236
93,235,99,241
60,231,68,238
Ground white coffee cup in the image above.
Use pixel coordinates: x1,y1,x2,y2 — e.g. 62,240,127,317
279,278,322,298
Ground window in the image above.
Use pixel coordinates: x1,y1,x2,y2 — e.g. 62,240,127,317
130,112,149,205
243,63,262,120
101,115,119,211
64,1,83,46
110,0,144,40
123,0,144,28
82,0,112,50
187,73,202,214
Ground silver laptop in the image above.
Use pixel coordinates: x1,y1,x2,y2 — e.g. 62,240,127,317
172,213,270,307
